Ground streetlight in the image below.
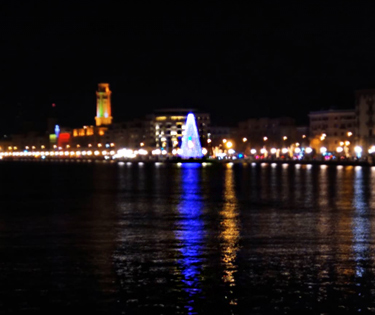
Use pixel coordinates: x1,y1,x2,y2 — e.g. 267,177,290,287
226,141,233,149
347,131,353,137
263,137,268,141
242,137,247,142
355,146,362,158
283,136,287,140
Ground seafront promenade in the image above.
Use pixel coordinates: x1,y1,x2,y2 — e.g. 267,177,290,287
0,153,372,167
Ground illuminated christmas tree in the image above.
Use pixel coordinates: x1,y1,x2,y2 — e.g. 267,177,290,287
180,113,203,159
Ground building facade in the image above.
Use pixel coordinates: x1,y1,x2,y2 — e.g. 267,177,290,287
237,117,298,152
147,109,210,152
309,109,356,154
70,83,113,149
356,89,375,151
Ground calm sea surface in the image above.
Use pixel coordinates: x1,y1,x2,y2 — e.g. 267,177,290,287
1,161,375,314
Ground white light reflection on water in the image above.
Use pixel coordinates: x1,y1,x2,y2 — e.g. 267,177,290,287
220,165,240,308
352,166,370,278
175,163,204,314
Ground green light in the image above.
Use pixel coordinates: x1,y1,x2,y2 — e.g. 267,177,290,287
49,134,57,142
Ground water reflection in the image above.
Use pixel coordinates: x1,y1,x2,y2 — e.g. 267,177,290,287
175,163,205,314
352,166,370,278
220,164,240,307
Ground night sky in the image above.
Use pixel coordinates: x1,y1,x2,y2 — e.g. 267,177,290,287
1,2,375,133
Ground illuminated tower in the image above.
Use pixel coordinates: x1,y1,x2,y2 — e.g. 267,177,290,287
95,83,113,126
180,113,203,158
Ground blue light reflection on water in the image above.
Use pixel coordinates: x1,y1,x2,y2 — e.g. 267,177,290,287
175,163,205,314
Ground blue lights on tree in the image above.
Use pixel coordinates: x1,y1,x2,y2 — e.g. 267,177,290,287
180,113,203,159
54,125,60,138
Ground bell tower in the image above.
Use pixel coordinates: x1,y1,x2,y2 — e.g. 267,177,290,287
95,83,113,126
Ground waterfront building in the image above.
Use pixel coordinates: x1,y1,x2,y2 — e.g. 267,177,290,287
106,119,149,149
208,125,236,155
296,125,309,147
356,89,375,151
209,126,235,147
71,83,113,149
309,109,355,154
1,132,48,152
147,109,210,152
237,117,297,153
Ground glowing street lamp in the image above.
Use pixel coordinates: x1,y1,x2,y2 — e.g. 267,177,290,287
283,136,287,140
250,149,256,154
242,137,247,142
347,131,353,137
263,137,268,141
355,146,363,157
336,147,344,153
226,141,233,149
305,147,313,154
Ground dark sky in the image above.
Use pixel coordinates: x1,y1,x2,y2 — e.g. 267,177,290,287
1,1,375,133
